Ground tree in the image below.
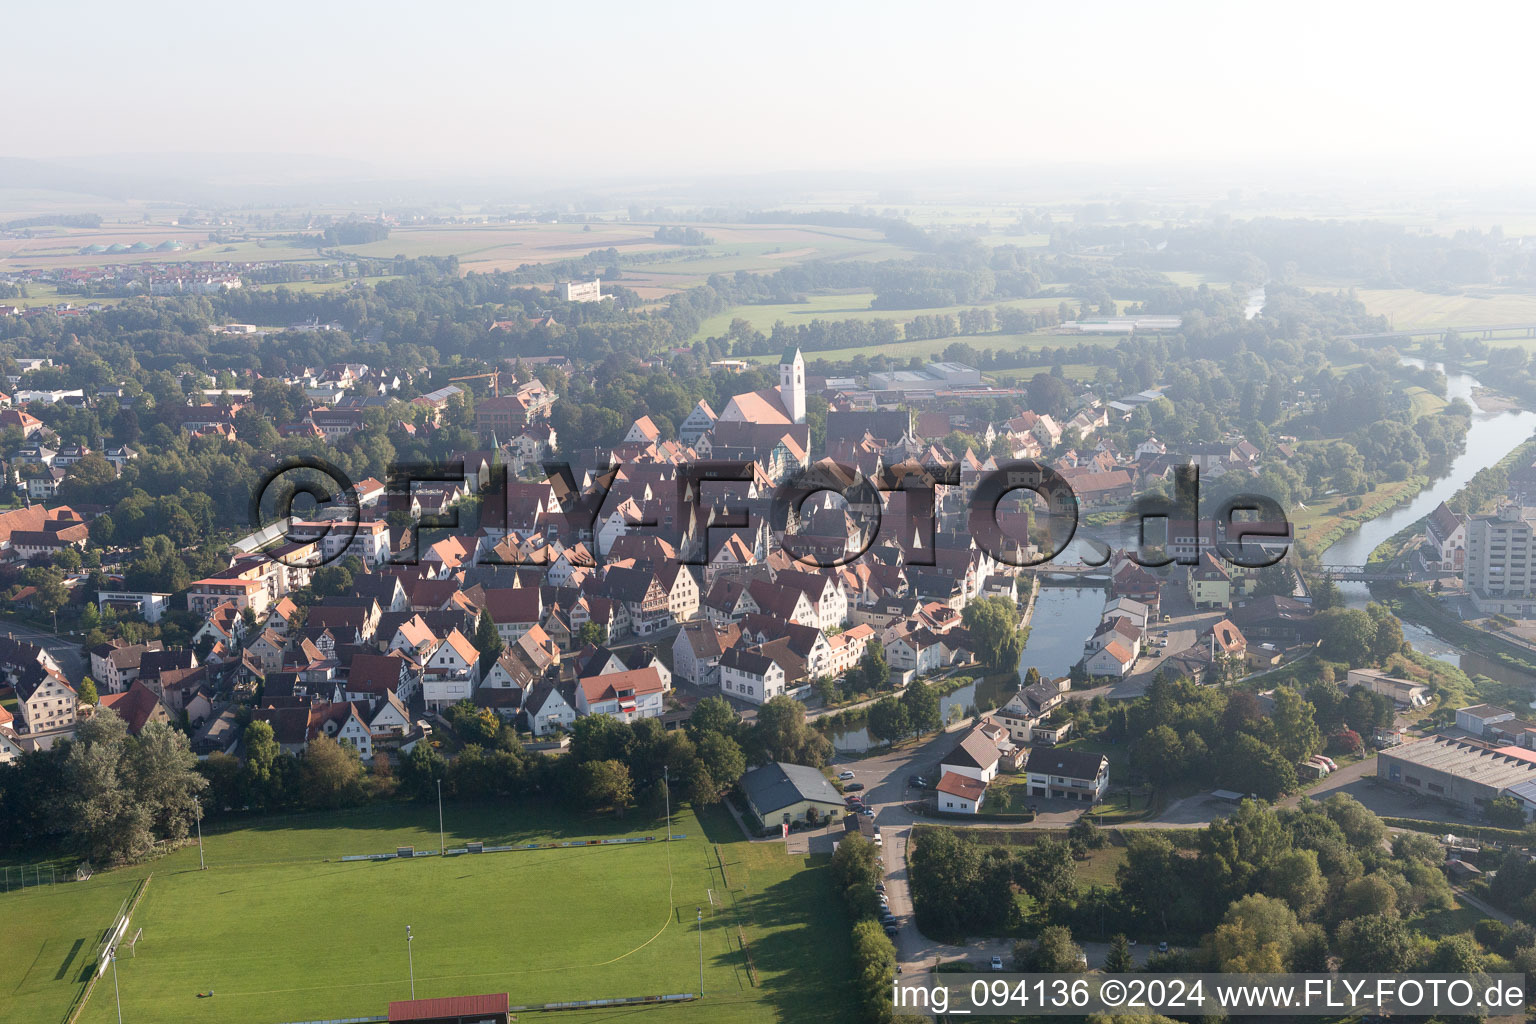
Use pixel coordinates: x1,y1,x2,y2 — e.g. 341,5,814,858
1426,934,1484,974
850,918,897,1023
857,642,889,692
1367,604,1405,662
1336,875,1398,922
901,679,942,735
750,696,829,766
1269,687,1321,763
1489,794,1527,830
1019,836,1078,913
23,566,68,617
867,696,910,744
1218,734,1296,800
474,608,503,670
1133,724,1185,789
242,720,282,808
198,751,243,811
399,740,445,801
1337,914,1415,972
963,597,1024,673
310,564,353,598
577,759,633,814
571,714,635,764
1068,817,1108,850
77,677,99,705
1324,793,1387,849
300,735,364,809
1263,849,1327,919
832,832,883,917
64,710,152,865
125,721,207,840
1317,608,1376,666
1015,925,1085,972
688,695,738,740
574,622,605,647
61,711,206,866
691,730,746,804
1104,933,1135,973
1208,895,1301,972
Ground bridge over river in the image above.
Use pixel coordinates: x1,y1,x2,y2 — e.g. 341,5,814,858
1315,564,1415,583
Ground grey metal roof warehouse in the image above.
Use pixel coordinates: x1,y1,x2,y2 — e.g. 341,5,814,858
739,761,845,815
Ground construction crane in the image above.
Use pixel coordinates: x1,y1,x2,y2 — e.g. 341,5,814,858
448,369,502,397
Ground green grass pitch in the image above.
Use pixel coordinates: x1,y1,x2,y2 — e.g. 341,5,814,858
4,802,853,1024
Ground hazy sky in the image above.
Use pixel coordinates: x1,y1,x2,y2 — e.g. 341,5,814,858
6,0,1534,183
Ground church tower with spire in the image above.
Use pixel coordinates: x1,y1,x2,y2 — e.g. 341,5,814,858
779,345,805,425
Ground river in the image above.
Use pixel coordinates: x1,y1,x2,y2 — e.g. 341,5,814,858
832,356,1530,749
1244,287,1265,320
1322,358,1536,665
828,586,1105,752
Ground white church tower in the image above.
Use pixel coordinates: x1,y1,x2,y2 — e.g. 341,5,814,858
779,345,806,425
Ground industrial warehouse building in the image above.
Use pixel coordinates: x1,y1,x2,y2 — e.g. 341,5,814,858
1376,735,1536,814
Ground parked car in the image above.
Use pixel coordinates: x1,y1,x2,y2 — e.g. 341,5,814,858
884,924,899,937
838,770,856,780
845,794,863,806
844,782,865,792
1317,756,1338,770
990,955,1005,971
908,775,927,788
874,883,886,893
1158,941,1169,954
1127,937,1137,946
859,806,874,817
874,834,883,846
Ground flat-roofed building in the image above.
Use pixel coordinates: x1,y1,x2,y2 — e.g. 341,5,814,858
1465,504,1536,615
1377,735,1536,814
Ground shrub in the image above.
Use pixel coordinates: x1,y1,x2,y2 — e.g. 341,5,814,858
1328,729,1363,756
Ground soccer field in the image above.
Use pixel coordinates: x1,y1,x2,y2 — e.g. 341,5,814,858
0,869,149,1024
5,801,852,1024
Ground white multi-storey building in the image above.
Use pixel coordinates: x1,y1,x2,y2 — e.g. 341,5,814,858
1465,504,1536,615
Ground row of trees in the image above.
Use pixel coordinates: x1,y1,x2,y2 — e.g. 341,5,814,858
0,708,207,865
831,832,897,1022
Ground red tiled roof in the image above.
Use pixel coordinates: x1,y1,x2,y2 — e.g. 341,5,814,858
936,771,987,802
388,993,509,1022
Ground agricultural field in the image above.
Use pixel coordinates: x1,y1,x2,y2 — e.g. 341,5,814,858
1321,286,1536,331
250,274,398,294
767,332,1120,370
692,292,1102,343
2,801,852,1024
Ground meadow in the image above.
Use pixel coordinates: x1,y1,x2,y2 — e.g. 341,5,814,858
3,801,852,1024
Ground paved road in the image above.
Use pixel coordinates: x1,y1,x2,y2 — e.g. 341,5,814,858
0,618,85,684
